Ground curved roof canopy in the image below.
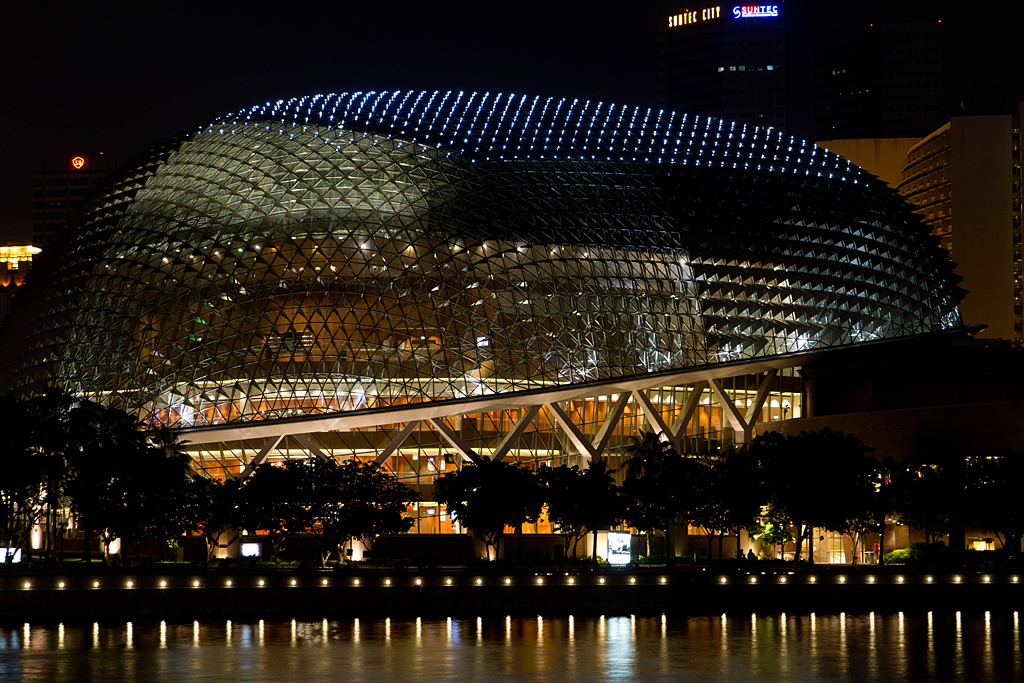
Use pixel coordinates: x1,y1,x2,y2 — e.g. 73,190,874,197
0,91,963,428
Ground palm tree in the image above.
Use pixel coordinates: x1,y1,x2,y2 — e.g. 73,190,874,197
621,430,692,565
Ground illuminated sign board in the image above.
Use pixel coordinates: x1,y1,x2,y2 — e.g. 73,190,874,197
668,6,721,27
240,542,262,557
733,5,778,18
606,531,632,565
69,155,88,170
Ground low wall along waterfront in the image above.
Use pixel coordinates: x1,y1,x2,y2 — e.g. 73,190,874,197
2,568,1023,620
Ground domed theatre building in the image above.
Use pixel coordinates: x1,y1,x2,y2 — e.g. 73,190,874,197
1,91,963,543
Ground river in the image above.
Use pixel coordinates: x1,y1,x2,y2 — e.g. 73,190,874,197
1,611,1021,682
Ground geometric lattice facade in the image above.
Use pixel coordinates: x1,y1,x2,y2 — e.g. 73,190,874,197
0,91,963,430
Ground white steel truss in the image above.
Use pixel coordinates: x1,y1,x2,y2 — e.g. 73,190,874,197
179,353,809,480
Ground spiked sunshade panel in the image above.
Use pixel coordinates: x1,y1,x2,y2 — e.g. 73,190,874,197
0,91,963,428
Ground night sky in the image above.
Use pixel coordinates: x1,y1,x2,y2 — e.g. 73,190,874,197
1,1,1018,244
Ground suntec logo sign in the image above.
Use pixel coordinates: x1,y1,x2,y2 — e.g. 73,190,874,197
733,5,779,18
69,155,88,170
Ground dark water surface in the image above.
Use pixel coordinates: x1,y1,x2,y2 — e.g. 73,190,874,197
1,611,1021,682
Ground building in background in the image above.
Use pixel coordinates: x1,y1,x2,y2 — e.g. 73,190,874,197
658,4,792,132
0,244,41,323
657,4,947,141
816,21,945,140
31,154,109,246
816,137,922,189
896,105,1024,342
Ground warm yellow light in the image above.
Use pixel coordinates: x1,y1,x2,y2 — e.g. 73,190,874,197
194,581,200,587
476,579,482,585
0,245,41,266
984,576,991,583
322,580,328,585
126,581,132,588
780,576,787,583
810,577,816,583
416,579,422,585
259,580,265,586
898,577,904,583
661,578,667,583
226,581,232,586
160,581,167,587
290,580,296,586
506,578,511,584
751,577,757,583
599,578,605,584
630,578,636,584
721,577,727,583
93,582,99,588
59,582,65,588
385,579,391,585
839,576,845,583
23,582,30,589
446,579,452,585
537,578,543,584
568,578,575,584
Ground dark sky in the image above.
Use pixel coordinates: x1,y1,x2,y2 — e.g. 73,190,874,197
1,1,1019,244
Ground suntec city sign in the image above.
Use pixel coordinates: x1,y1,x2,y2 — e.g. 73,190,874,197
69,155,88,170
668,6,721,27
733,5,779,18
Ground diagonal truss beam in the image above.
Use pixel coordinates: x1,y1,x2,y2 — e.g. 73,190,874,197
428,417,479,465
293,434,330,461
491,404,542,462
546,401,597,460
710,369,779,444
745,368,778,423
373,421,420,467
632,389,672,439
592,392,631,459
239,434,284,479
546,392,630,462
634,381,712,450
672,381,707,434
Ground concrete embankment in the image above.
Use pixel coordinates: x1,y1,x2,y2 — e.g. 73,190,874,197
2,568,1023,620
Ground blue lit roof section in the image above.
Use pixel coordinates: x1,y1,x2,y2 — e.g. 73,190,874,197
210,91,868,180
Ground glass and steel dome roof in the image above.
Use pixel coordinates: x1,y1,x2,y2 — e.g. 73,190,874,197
1,91,963,428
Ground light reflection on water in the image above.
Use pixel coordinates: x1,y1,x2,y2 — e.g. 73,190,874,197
0,612,1021,682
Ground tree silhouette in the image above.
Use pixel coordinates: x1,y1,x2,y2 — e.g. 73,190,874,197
0,394,48,562
434,456,542,561
964,451,1024,555
540,460,621,560
754,428,877,564
893,451,962,547
191,477,242,563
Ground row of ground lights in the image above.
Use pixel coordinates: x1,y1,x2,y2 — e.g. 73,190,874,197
13,574,1022,590
720,575,1019,584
